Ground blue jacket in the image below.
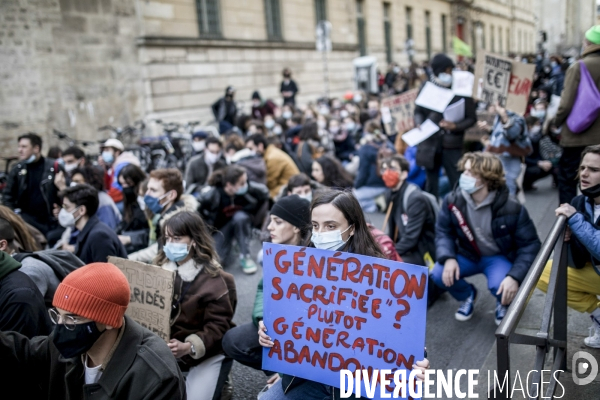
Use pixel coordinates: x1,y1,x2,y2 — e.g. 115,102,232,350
354,141,392,189
568,195,600,275
75,215,128,264
435,186,541,283
404,146,426,189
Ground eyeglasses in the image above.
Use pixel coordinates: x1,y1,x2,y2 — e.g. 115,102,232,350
48,308,82,331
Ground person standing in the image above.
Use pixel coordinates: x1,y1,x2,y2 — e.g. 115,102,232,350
212,86,238,133
414,53,477,198
553,25,600,204
3,133,63,241
280,68,299,106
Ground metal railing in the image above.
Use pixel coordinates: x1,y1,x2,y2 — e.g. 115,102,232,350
494,215,568,399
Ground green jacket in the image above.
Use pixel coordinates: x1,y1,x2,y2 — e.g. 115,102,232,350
252,278,263,327
555,44,600,148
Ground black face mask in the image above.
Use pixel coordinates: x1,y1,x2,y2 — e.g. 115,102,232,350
581,183,600,199
122,186,136,202
52,321,105,359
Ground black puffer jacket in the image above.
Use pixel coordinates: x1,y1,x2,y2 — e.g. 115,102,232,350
435,186,541,283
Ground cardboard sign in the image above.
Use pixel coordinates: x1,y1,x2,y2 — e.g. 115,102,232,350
381,89,419,135
261,244,428,399
108,257,175,342
473,51,535,115
452,70,474,97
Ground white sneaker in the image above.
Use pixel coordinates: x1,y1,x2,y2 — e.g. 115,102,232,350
584,318,600,349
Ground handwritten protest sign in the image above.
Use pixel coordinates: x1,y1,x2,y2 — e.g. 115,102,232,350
473,51,535,115
381,89,419,136
262,244,428,399
108,257,175,341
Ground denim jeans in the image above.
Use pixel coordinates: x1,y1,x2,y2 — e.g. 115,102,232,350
431,254,513,302
354,186,388,213
260,380,333,400
212,211,251,260
499,155,522,196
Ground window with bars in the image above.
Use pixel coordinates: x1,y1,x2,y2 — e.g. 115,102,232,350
356,0,366,56
441,14,447,53
383,3,392,63
425,11,431,59
264,0,282,40
315,0,327,23
196,0,221,37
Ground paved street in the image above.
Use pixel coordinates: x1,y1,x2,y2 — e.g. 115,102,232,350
221,176,600,400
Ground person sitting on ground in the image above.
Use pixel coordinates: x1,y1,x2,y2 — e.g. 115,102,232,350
154,211,236,400
258,189,430,399
0,218,51,338
354,121,395,212
224,135,267,186
381,155,436,267
184,136,227,191
116,164,150,254
197,165,269,274
222,195,310,388
295,121,323,175
128,168,198,263
61,165,122,230
537,145,600,348
523,115,556,191
275,172,323,202
0,206,59,305
431,152,541,325
60,146,87,176
57,184,127,264
245,134,299,199
311,155,354,190
0,262,186,399
251,90,277,120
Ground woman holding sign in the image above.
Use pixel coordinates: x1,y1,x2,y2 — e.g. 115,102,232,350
153,211,237,400
258,189,429,400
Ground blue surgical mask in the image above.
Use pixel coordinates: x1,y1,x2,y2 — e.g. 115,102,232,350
164,242,190,263
236,182,248,195
459,173,483,194
299,193,312,203
23,155,36,164
345,122,356,131
265,119,275,129
530,109,546,120
282,111,292,119
101,151,114,164
311,225,353,251
143,191,171,214
437,72,453,87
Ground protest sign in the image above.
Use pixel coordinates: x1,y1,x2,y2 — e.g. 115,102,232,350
262,244,428,399
380,89,418,135
415,82,455,113
108,256,175,341
476,53,512,106
402,119,439,147
452,70,474,97
473,51,535,115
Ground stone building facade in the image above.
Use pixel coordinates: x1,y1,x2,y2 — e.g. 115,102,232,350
0,0,535,153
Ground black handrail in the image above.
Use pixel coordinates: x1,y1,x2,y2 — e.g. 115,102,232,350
494,215,568,399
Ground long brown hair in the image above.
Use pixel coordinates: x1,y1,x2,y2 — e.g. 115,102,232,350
153,211,222,277
0,206,40,251
308,190,385,258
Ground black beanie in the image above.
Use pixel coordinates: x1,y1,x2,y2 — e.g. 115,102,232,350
251,91,261,100
430,53,455,76
270,195,311,229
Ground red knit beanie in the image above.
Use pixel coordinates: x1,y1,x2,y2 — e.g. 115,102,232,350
53,263,130,328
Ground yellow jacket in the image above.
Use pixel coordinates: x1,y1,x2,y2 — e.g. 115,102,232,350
264,144,300,198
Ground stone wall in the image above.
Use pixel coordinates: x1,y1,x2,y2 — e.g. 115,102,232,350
0,0,144,157
139,39,359,124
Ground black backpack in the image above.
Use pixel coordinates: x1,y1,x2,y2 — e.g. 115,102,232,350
14,250,85,281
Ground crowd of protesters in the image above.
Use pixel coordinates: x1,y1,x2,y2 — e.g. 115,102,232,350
0,23,598,400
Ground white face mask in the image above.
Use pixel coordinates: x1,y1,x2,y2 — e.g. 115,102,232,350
205,151,221,165
137,196,146,211
192,141,205,152
64,163,79,173
298,193,312,203
311,225,353,250
265,119,275,129
58,207,81,228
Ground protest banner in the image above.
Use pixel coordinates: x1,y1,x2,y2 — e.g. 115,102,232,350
108,256,175,341
473,51,535,115
381,89,419,136
475,52,512,106
261,244,428,399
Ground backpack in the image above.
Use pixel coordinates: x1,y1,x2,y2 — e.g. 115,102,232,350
367,224,402,262
402,184,439,221
14,250,85,281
